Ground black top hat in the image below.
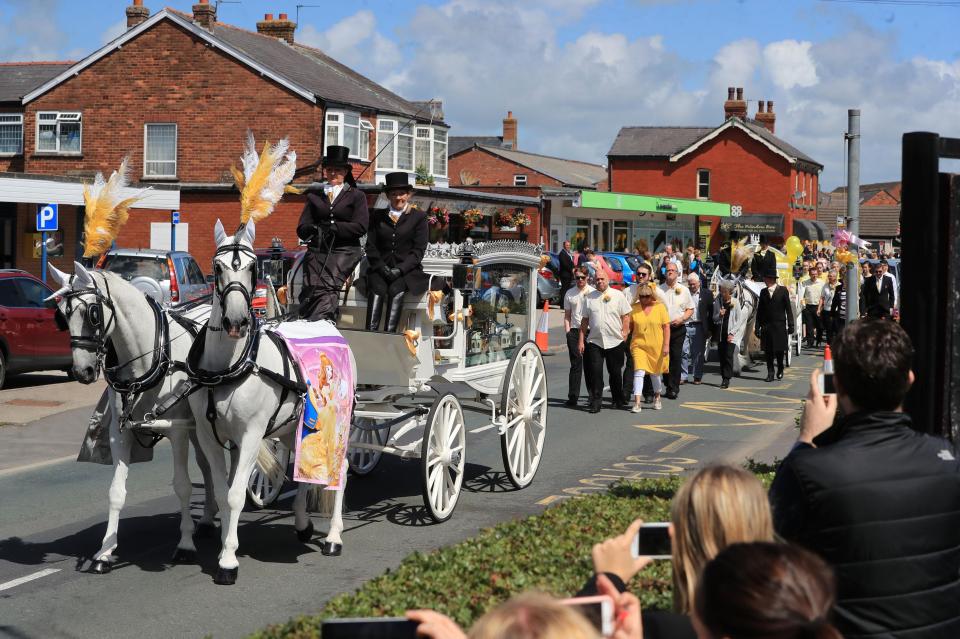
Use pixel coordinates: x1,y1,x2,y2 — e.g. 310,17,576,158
382,172,414,192
762,264,779,280
322,145,352,168
758,234,768,244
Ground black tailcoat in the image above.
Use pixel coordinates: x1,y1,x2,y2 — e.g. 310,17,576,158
364,206,430,296
756,284,794,352
861,275,895,318
751,250,778,282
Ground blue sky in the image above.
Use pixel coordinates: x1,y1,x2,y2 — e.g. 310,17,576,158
1,0,958,189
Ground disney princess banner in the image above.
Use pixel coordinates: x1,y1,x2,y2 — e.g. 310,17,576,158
273,322,354,488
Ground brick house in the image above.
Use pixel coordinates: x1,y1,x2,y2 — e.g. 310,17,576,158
607,87,825,252
819,182,902,254
448,111,607,247
0,0,455,276
830,180,901,207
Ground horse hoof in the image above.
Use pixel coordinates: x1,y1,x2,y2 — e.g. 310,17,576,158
214,567,238,585
171,548,196,564
195,522,217,539
295,520,314,543
89,559,112,574
321,541,343,557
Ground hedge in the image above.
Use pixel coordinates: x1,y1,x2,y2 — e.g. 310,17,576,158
251,467,779,639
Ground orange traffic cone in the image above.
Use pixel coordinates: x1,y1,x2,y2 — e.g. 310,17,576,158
535,300,550,352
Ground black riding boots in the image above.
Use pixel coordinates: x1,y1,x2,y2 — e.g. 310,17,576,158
365,293,385,331
385,291,406,333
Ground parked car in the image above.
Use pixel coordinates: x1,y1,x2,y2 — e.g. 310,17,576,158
98,249,210,306
0,269,72,388
253,244,305,317
600,252,644,286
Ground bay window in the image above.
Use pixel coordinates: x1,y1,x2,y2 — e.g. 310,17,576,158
36,111,82,154
375,118,448,178
325,110,371,160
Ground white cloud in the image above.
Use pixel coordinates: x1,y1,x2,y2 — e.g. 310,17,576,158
100,19,127,46
0,0,66,61
763,40,818,89
298,10,400,75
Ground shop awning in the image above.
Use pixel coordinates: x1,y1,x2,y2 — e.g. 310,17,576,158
793,219,829,241
0,171,180,209
574,191,730,217
719,214,784,235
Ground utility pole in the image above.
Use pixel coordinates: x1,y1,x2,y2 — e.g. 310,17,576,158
845,109,860,322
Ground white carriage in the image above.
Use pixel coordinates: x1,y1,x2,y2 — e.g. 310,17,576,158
253,239,549,521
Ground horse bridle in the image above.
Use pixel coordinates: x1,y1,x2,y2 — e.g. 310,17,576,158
56,274,116,363
211,241,258,328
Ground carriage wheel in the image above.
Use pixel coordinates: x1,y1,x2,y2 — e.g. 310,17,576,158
499,341,548,489
420,393,466,523
246,439,289,508
348,417,390,476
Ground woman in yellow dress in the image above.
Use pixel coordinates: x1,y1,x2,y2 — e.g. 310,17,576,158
628,283,670,413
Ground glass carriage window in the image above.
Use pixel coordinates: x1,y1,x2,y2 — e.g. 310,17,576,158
0,114,23,154
465,263,530,367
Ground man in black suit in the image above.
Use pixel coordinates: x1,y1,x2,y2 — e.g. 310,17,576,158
861,260,896,319
750,234,777,283
756,264,795,382
558,240,576,301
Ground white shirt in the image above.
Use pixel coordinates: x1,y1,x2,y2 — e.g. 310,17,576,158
323,183,344,202
581,287,631,349
687,289,701,324
388,207,404,223
564,284,595,330
882,271,899,308
803,280,825,305
658,282,694,322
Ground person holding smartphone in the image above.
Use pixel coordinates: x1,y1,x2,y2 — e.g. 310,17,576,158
770,319,960,639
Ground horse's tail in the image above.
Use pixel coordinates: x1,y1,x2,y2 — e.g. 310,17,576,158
256,441,283,480
306,484,336,516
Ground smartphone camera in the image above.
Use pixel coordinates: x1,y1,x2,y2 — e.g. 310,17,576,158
560,596,614,637
632,522,671,559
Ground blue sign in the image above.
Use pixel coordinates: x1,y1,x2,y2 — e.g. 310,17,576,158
36,203,58,232
171,210,180,225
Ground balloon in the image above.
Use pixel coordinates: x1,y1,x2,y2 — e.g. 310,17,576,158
785,235,803,264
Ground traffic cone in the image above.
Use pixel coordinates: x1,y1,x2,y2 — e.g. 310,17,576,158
535,300,550,352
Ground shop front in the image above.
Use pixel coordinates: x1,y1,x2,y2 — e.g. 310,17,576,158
719,214,785,241
545,190,730,253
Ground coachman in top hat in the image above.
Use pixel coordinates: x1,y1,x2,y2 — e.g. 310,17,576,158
296,145,369,321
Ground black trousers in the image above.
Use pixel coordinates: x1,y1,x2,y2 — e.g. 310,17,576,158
585,342,625,406
821,310,834,344
367,270,408,298
803,304,822,345
765,349,785,373
718,339,735,381
663,323,686,395
566,328,585,402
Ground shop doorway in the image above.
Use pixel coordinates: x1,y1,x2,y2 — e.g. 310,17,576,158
591,220,612,251
0,203,15,269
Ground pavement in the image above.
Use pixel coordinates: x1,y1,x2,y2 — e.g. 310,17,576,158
0,308,812,638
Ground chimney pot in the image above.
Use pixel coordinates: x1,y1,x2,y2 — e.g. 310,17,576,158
758,100,765,114
767,100,774,113
727,87,735,100
257,12,297,43
264,13,273,20
133,0,143,5
279,13,288,20
736,87,743,100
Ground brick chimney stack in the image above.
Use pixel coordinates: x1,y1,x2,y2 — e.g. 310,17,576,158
502,111,518,149
723,86,747,120
126,0,149,29
257,12,297,43
192,0,216,31
756,100,776,134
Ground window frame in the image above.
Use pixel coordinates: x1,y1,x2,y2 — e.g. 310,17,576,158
376,118,398,171
0,114,24,156
325,109,372,160
35,111,82,155
696,169,710,200
513,174,528,186
143,123,178,179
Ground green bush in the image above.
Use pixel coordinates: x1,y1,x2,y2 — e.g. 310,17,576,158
252,465,772,638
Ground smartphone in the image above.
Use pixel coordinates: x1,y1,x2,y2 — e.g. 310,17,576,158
818,370,835,395
632,522,671,559
560,595,614,637
321,617,418,639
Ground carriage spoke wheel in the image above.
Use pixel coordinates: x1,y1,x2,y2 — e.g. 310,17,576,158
246,439,289,508
420,393,466,523
500,341,547,489
348,417,389,476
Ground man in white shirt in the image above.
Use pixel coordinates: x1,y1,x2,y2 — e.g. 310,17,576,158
563,266,594,408
682,273,712,385
658,262,694,399
579,271,631,413
802,265,826,348
878,259,899,311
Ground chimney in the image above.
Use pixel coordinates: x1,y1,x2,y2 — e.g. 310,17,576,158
192,0,216,31
723,86,748,120
502,111,518,150
257,12,297,43
756,99,776,134
126,0,149,29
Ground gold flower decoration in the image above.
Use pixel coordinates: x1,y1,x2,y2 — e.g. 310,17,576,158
602,294,611,303
674,287,682,296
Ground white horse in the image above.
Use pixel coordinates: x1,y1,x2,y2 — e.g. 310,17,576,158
710,269,761,374
47,263,217,573
187,220,349,585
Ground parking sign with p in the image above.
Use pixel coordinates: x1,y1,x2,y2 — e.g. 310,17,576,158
36,203,58,232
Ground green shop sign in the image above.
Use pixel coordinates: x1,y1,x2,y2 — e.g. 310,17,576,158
576,191,731,217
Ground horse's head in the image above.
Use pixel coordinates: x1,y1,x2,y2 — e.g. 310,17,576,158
212,218,257,339
47,262,116,384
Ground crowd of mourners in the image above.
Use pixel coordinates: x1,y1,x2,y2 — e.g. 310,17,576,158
398,317,958,639
557,233,901,411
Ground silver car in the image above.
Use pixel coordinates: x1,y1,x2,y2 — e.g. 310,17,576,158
99,249,210,306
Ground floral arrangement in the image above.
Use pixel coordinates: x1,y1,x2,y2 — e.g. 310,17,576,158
426,206,449,227
512,211,532,227
674,286,682,296
463,208,485,229
602,293,611,303
496,210,514,227
496,209,532,228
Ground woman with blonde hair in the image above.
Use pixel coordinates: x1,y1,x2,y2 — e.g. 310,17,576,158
627,283,669,412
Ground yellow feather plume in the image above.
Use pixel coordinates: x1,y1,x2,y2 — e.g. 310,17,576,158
235,132,297,225
82,158,149,258
730,239,755,275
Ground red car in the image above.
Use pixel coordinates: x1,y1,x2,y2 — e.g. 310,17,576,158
0,269,72,388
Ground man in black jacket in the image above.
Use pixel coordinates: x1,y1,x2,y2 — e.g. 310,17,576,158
558,240,576,301
770,319,960,639
861,260,896,318
755,266,794,381
749,234,777,283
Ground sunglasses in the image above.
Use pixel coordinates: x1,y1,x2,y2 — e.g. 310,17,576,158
637,273,649,278
575,275,587,280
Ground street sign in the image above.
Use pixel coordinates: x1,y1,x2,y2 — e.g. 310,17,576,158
836,215,846,228
171,210,180,224
36,203,58,231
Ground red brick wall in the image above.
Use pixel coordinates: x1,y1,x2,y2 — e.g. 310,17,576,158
22,19,323,182
448,147,564,188
863,190,898,206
